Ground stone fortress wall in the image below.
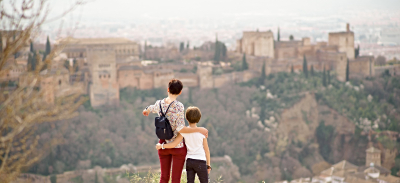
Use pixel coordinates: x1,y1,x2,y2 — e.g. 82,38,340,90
4,23,390,107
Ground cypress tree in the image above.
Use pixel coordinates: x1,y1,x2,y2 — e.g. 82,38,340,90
289,35,294,41
30,42,34,52
355,45,360,58
31,52,37,71
303,55,308,78
221,43,227,60
291,64,294,73
13,35,17,58
186,41,189,49
323,66,327,87
259,61,266,85
94,172,99,183
277,27,280,42
242,53,248,70
213,35,220,64
27,53,32,71
346,58,350,81
179,42,184,52
73,59,78,72
43,35,51,61
143,41,147,60
369,58,372,76
310,65,314,76
327,70,331,84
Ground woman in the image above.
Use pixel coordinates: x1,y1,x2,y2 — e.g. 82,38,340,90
143,79,208,183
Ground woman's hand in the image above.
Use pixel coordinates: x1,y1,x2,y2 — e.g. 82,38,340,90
143,109,150,116
155,143,162,150
198,127,208,138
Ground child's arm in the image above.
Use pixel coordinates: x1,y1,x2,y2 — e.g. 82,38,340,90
156,134,184,149
203,138,211,174
143,100,160,116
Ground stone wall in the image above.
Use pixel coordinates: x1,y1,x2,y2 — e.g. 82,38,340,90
175,73,199,87
349,56,375,78
237,31,274,58
328,24,355,60
375,64,400,76
88,45,119,107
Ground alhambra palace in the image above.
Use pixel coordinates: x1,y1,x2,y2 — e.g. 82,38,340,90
1,23,399,107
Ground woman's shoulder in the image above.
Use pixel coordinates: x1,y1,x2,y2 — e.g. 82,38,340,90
173,100,184,109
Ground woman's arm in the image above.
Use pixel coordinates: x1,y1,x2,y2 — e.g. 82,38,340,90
143,100,160,116
156,134,184,149
203,138,211,174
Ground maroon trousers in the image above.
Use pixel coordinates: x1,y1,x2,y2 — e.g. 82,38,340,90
158,140,187,183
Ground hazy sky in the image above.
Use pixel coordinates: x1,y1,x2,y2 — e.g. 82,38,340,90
50,0,400,23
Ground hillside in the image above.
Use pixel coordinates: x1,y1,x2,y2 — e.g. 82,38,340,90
27,71,400,182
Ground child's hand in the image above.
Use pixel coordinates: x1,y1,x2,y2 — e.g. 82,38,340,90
155,143,162,150
143,109,150,116
207,166,211,174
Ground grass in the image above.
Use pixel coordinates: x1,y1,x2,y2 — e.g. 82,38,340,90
126,170,223,183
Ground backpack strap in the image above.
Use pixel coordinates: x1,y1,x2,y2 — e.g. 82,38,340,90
165,101,175,114
159,101,165,116
159,100,175,117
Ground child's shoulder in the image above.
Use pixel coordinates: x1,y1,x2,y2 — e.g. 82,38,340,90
181,131,205,138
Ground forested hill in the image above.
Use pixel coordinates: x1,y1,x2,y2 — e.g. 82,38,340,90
29,71,400,182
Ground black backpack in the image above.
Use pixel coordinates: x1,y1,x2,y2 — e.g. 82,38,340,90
154,101,174,140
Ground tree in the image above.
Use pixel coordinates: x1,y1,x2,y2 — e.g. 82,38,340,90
0,1,85,182
323,66,327,87
369,58,372,76
346,58,350,81
289,35,294,41
259,61,266,85
73,59,78,72
143,40,147,60
310,65,314,76
186,41,189,50
213,35,221,64
291,64,294,73
303,55,308,78
327,70,331,85
242,53,248,70
354,45,360,58
179,42,184,52
30,42,34,53
94,172,99,183
43,35,51,61
221,42,227,60
277,27,280,42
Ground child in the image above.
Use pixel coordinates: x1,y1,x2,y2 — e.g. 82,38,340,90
156,106,211,183
143,79,208,183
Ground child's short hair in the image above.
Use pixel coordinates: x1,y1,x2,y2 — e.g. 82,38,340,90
168,79,183,95
186,106,202,123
